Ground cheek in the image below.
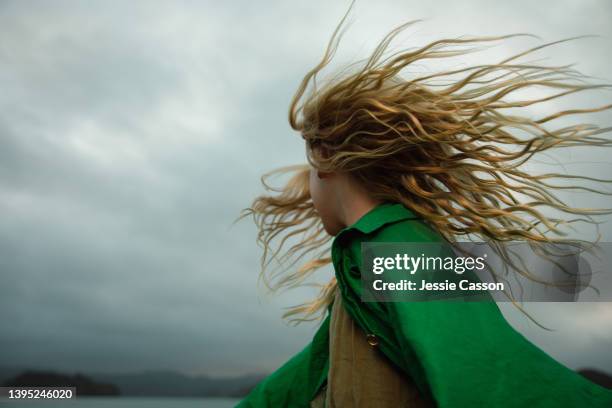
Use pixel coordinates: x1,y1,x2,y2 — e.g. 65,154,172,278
309,170,329,218
309,169,341,235
309,168,321,206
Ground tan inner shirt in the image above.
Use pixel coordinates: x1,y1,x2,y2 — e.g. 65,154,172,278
310,288,435,408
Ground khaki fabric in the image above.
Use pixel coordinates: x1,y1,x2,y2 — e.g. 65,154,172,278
310,288,434,408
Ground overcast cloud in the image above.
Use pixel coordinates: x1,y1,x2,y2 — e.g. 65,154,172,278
1,0,611,377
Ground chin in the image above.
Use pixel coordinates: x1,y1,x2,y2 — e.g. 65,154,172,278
321,219,343,237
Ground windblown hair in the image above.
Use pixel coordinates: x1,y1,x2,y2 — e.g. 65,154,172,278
238,1,612,324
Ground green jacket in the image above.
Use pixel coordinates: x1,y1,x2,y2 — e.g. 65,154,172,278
237,202,612,407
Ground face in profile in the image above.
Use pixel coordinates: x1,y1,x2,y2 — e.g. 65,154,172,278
308,165,344,236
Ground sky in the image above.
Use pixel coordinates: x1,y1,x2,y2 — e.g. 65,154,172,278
1,0,612,378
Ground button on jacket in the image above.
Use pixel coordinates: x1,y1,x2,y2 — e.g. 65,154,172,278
309,285,434,407
236,202,612,407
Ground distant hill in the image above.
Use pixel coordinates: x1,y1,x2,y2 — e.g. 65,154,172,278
0,367,264,398
2,366,611,397
91,370,264,397
3,370,119,396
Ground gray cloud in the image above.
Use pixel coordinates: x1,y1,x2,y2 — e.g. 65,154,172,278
0,0,611,377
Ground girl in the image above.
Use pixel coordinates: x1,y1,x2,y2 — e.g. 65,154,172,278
236,2,612,407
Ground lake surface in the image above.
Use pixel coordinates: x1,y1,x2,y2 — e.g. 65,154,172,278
0,397,241,408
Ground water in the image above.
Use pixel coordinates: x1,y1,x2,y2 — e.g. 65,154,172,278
0,397,241,408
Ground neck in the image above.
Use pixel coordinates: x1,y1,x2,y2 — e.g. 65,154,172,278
336,177,383,227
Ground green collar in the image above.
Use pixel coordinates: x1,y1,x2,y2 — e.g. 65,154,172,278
340,202,419,235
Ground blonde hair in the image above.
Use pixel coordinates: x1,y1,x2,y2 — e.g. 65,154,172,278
238,1,612,324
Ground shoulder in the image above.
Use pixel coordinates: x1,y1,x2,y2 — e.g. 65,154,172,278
348,217,444,251
371,217,445,243
340,217,445,270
